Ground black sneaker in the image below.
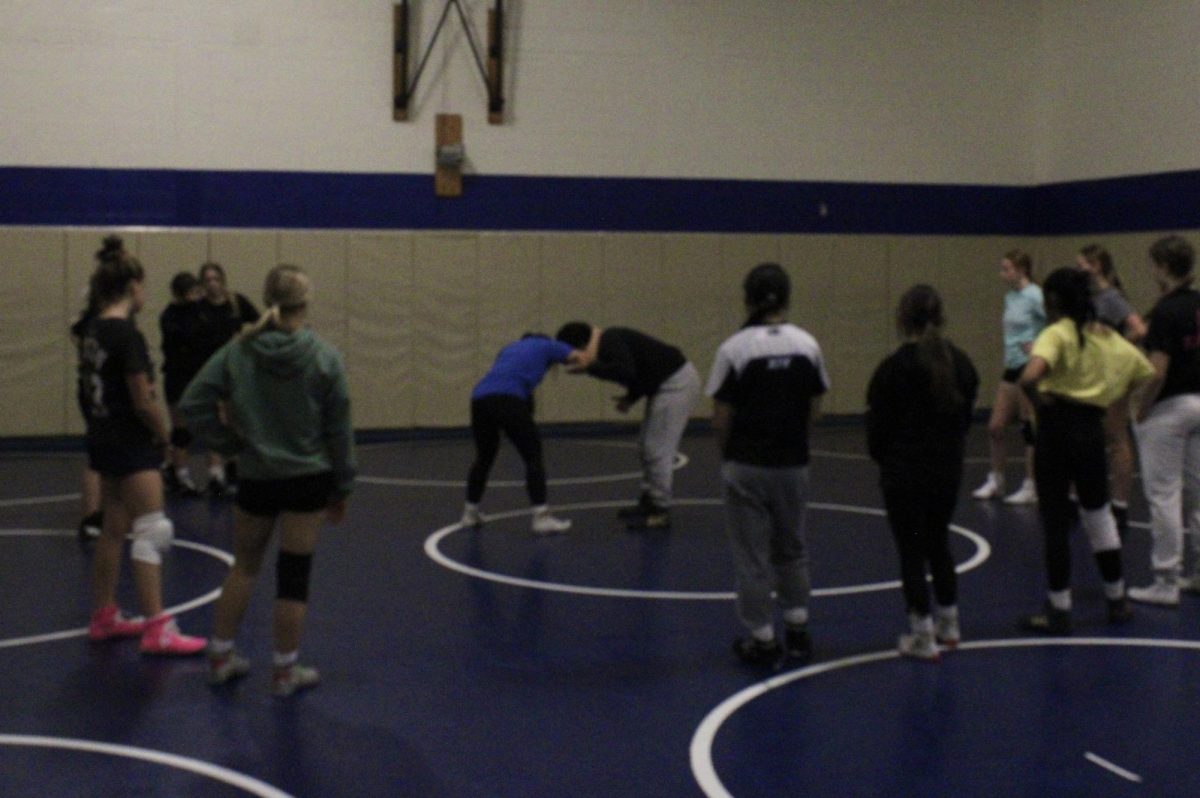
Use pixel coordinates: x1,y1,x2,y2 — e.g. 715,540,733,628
1106,596,1134,624
1018,604,1072,635
784,624,813,664
616,494,655,519
733,636,782,668
627,510,670,531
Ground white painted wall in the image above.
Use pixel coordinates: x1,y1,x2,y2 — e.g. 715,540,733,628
1,1,1039,184
1033,0,1200,183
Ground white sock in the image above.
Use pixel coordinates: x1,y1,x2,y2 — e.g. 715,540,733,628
782,607,809,627
1048,589,1072,611
532,504,549,517
1104,579,1125,600
209,464,226,481
750,624,775,643
273,650,298,668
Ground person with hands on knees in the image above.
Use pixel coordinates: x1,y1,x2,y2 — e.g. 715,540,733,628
80,246,206,656
1016,267,1153,635
555,321,701,530
180,264,356,697
461,333,587,534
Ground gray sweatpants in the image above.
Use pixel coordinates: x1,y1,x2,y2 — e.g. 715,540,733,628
721,461,812,631
640,362,701,507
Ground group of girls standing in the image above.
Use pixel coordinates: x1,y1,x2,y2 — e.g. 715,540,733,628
76,237,353,697
868,240,1193,661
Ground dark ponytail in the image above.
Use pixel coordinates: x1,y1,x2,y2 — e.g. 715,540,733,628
897,284,962,414
1042,267,1095,348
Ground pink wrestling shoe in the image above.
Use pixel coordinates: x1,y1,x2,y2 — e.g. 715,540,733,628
87,604,147,641
139,615,206,656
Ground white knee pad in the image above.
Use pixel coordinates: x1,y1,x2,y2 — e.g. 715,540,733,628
130,511,174,565
1080,505,1120,553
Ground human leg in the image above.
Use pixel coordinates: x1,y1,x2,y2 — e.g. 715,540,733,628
974,384,1015,498
637,363,700,510
722,463,779,653
1004,385,1038,504
1131,398,1188,601
464,398,502,524
272,510,324,695
78,466,102,540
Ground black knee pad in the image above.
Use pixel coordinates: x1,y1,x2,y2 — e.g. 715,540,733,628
170,427,193,449
1021,420,1036,446
276,551,313,602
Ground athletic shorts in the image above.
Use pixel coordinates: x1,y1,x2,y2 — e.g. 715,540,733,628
87,424,161,478
1001,367,1024,384
235,471,336,517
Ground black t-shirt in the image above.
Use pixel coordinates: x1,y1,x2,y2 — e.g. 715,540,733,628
1143,286,1200,402
196,293,261,361
160,301,209,380
79,317,154,437
708,323,829,467
866,340,979,479
586,327,687,403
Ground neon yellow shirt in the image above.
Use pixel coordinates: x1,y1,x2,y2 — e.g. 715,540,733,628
1031,318,1153,408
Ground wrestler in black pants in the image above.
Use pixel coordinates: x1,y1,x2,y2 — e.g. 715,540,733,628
467,394,546,505
1034,400,1123,591
881,470,960,616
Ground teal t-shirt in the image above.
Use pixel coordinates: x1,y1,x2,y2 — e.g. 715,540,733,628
1003,283,1046,369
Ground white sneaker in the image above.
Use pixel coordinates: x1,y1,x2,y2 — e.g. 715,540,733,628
898,614,940,661
898,632,940,661
532,513,571,535
1004,479,1038,505
1128,578,1181,607
1181,573,1200,594
935,607,960,650
460,506,483,528
972,474,1004,500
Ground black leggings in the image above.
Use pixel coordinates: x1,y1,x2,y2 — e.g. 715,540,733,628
1034,401,1122,591
882,472,960,616
467,394,546,505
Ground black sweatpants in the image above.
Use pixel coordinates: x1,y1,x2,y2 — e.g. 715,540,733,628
1034,400,1122,592
467,394,546,505
881,470,960,616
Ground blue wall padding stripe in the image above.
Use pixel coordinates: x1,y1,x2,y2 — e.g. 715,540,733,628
1,166,1196,235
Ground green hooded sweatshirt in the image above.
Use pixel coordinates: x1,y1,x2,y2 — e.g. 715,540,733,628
178,327,356,500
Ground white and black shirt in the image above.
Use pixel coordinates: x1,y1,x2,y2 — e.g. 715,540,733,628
706,322,829,467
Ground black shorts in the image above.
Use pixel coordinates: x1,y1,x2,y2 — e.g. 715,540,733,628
87,424,161,478
1001,367,1024,384
235,472,336,517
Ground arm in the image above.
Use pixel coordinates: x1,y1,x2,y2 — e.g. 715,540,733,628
864,363,894,463
1135,351,1170,422
177,347,243,456
127,372,169,447
1123,312,1148,344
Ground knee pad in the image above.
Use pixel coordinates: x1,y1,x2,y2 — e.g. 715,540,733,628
1021,420,1036,446
170,427,192,449
130,511,174,565
277,551,313,602
1080,505,1120,553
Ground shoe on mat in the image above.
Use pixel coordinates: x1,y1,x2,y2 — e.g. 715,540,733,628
1003,479,1038,505
627,510,671,531
140,616,206,656
972,474,1004,500
1127,578,1180,607
616,494,656,519
87,605,147,641
272,664,320,697
208,649,251,685
733,636,783,668
1018,604,1072,635
532,513,571,535
897,632,940,661
783,624,813,664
